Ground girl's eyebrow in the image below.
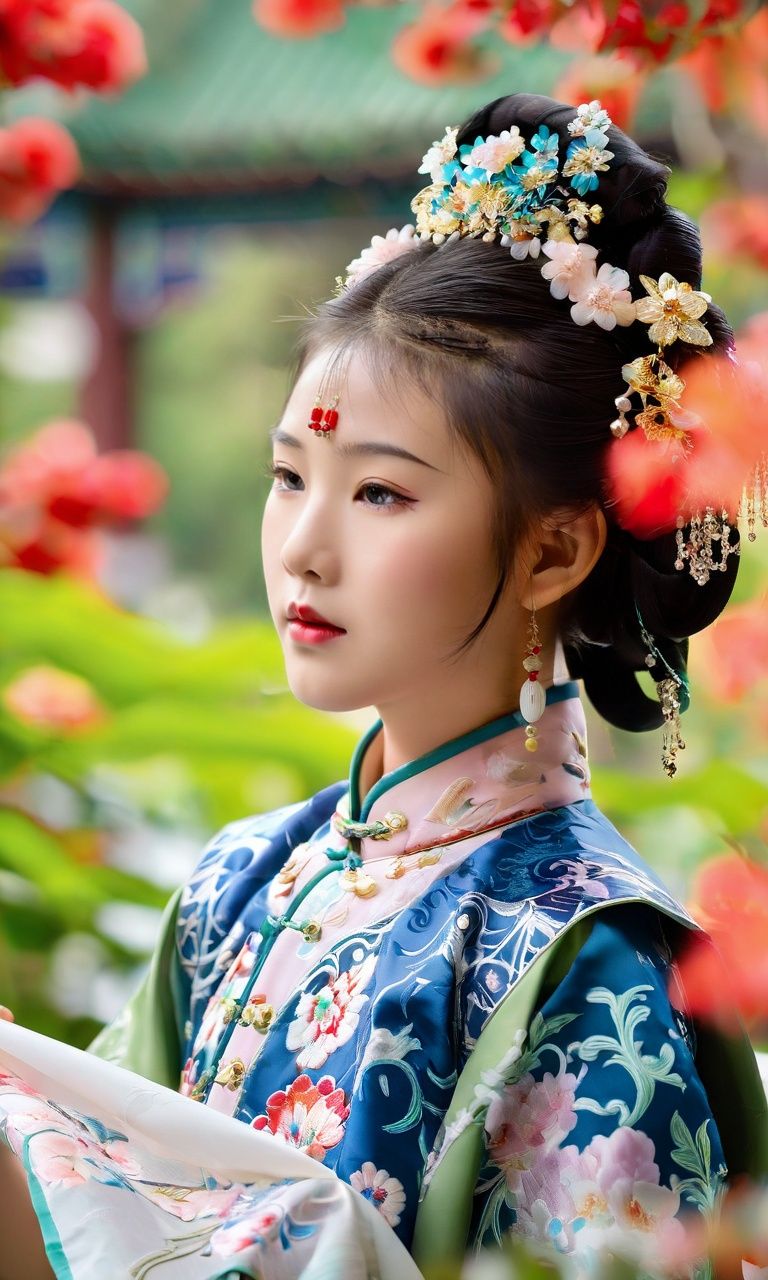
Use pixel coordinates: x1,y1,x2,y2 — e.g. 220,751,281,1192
269,426,440,472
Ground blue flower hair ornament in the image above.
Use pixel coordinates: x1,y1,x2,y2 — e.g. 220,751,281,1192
337,100,766,592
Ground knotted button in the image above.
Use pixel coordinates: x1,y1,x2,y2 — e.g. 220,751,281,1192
332,810,408,842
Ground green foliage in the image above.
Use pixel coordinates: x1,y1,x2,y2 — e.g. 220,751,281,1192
0,569,356,1044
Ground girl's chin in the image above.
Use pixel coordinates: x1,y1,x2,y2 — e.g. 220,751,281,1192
285,677,369,715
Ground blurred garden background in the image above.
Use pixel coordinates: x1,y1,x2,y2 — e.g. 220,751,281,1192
0,0,767,1063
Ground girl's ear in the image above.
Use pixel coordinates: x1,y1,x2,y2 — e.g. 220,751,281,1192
516,504,608,612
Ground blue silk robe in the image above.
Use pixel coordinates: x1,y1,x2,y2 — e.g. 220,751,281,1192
1,679,764,1279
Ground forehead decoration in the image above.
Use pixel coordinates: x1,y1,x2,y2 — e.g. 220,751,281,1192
335,100,767,590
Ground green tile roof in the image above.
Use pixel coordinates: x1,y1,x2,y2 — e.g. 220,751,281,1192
6,0,674,195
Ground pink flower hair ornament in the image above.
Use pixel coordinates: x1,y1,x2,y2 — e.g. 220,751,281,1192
334,99,768,587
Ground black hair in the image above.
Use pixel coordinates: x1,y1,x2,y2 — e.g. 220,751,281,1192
289,93,738,734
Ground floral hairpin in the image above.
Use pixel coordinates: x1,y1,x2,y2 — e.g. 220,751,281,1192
338,99,766,588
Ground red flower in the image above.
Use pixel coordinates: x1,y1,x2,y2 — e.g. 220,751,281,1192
252,0,345,38
701,195,768,273
498,0,558,45
553,54,646,131
0,420,168,577
392,1,498,86
673,854,768,1037
2,663,106,732
0,116,79,223
251,1072,349,1161
605,338,768,539
689,600,768,703
0,0,147,93
677,7,768,134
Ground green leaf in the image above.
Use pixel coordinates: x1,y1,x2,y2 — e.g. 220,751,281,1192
591,762,768,836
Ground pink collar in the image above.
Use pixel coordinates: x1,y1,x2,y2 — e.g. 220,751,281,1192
333,680,591,863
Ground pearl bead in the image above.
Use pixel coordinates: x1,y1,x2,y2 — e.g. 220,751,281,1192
520,679,546,722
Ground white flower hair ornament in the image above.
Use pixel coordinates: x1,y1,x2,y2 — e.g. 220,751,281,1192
332,99,768,595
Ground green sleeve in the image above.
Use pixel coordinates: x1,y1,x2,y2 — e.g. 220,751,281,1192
410,910,768,1274
411,916,594,1272
86,885,189,1091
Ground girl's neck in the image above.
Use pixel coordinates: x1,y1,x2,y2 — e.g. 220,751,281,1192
358,635,572,795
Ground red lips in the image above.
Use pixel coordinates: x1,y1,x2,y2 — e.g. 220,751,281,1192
287,602,344,630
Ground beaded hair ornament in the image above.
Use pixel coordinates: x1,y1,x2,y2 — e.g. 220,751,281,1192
307,100,767,776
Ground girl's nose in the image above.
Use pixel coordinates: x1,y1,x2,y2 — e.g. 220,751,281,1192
278,496,339,584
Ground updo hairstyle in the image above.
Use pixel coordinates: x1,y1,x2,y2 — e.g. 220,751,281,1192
289,93,739,734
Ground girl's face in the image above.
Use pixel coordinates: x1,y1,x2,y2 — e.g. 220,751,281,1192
261,347,530,740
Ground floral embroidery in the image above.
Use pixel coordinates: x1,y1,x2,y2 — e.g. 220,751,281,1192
145,1183,245,1223
486,1068,584,1193
350,1161,406,1228
26,1129,142,1188
475,987,724,1260
210,1204,283,1257
251,1073,349,1160
286,953,376,1070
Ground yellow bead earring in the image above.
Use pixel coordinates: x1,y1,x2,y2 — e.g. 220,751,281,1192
520,579,544,752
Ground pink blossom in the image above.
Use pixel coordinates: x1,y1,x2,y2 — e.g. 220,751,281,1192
0,1070,40,1097
344,226,418,288
463,128,525,176
515,1145,583,1251
569,261,637,330
251,1073,349,1161
485,1069,581,1191
566,1127,686,1258
29,1132,96,1187
286,953,376,1070
210,1206,282,1257
145,1183,246,1223
350,1161,406,1228
27,1128,141,1188
540,239,599,301
4,1103,67,1157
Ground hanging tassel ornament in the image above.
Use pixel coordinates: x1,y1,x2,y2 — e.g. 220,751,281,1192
636,603,689,778
657,677,686,778
743,452,768,544
520,604,544,753
674,507,740,585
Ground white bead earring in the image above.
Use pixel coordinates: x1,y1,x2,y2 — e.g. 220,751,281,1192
520,579,545,752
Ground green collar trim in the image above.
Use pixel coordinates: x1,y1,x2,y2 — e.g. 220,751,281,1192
348,679,581,822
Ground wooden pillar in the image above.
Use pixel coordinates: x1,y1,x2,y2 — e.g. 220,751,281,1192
79,202,135,451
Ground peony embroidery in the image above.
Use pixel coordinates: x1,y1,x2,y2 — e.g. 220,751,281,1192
210,1206,283,1258
251,1073,349,1161
286,952,376,1070
26,1129,142,1188
566,1127,685,1250
485,1068,582,1193
349,1161,406,1228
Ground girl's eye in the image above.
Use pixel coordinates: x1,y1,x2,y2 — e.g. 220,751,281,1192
265,462,302,491
264,462,413,511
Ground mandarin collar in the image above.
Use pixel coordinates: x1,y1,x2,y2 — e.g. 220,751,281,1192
333,680,591,862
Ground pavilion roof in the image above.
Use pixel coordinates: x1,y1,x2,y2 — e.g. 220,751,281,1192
5,0,670,197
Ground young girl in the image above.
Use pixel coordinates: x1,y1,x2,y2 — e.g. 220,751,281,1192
0,92,766,1280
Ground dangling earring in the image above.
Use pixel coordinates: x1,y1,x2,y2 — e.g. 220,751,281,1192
635,602,689,778
520,582,544,752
